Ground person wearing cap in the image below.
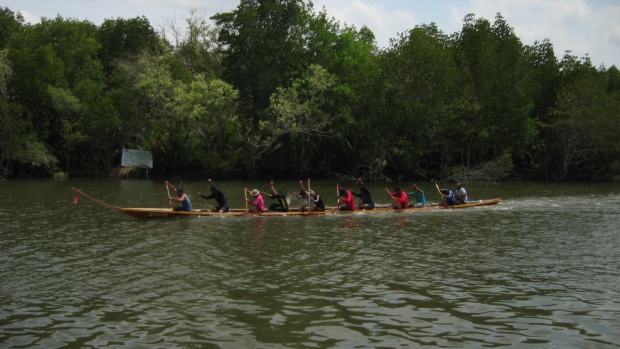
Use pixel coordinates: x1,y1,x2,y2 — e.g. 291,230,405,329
352,178,375,210
337,184,357,211
385,187,409,209
408,184,426,208
435,183,456,207
264,181,289,212
199,179,230,212
293,180,324,212
310,190,326,211
455,182,468,204
244,188,265,212
166,181,193,211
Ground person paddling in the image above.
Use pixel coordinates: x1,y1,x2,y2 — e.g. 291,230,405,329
310,190,326,211
264,181,289,212
198,179,230,212
352,178,375,210
166,181,192,211
294,180,313,212
244,188,265,213
455,182,468,204
385,187,409,209
294,180,325,212
408,184,426,207
337,184,357,211
435,183,456,207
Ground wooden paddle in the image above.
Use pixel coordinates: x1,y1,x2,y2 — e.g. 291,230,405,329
260,182,271,195
336,183,340,202
165,181,172,206
385,188,401,209
435,182,442,195
335,183,341,211
194,181,210,201
307,179,312,214
289,181,301,205
435,182,447,207
244,188,249,213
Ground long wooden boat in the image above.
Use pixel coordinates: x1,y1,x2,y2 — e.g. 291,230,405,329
72,188,502,219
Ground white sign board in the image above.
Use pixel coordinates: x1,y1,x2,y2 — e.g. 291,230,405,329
121,149,153,169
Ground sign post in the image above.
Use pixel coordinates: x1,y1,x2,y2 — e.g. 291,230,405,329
121,149,153,180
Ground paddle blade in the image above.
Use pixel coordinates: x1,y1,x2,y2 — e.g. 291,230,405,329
73,192,79,204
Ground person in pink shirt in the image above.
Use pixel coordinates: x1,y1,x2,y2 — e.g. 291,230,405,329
337,184,357,211
385,187,409,209
244,188,265,212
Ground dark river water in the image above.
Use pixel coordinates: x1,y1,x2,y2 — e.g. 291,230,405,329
1,179,619,348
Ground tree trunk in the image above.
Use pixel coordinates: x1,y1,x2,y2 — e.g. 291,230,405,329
300,140,305,178
559,145,576,181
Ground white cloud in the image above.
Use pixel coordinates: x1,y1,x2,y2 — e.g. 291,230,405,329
445,0,619,66
4,0,618,67
597,5,620,46
314,0,416,44
19,10,41,25
110,0,224,6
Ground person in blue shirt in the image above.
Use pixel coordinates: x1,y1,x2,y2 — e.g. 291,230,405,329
408,184,426,207
166,181,192,211
435,183,455,207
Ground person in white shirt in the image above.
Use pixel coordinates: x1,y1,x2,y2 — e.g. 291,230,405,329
455,182,468,204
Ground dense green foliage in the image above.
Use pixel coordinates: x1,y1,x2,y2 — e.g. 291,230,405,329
1,1,619,180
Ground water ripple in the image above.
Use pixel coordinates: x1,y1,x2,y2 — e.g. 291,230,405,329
1,181,620,347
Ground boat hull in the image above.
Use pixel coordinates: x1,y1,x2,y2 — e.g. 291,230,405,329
120,199,503,219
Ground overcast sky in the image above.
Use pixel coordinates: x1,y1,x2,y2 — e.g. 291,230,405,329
3,0,619,68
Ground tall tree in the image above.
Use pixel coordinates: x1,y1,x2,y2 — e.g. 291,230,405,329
245,64,336,175
368,23,458,179
97,16,160,75
212,0,313,126
0,7,23,49
0,49,56,177
452,14,533,170
550,54,620,180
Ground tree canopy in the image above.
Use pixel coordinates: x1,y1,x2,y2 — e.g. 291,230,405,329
1,2,618,181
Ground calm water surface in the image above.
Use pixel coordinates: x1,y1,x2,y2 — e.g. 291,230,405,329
1,179,619,348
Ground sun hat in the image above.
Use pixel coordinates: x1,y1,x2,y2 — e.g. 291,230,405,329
250,189,260,197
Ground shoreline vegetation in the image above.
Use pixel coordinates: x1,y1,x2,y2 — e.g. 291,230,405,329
1,2,619,182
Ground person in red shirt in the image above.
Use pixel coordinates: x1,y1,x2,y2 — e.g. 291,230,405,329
385,187,408,209
337,184,357,211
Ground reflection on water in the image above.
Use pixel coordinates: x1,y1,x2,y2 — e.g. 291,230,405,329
1,179,620,348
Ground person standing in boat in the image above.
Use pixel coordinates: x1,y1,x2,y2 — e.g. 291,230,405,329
198,179,230,212
435,183,456,207
166,181,193,211
263,181,289,212
408,184,426,208
245,188,265,213
337,184,357,211
385,187,409,209
455,182,468,204
352,178,375,210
